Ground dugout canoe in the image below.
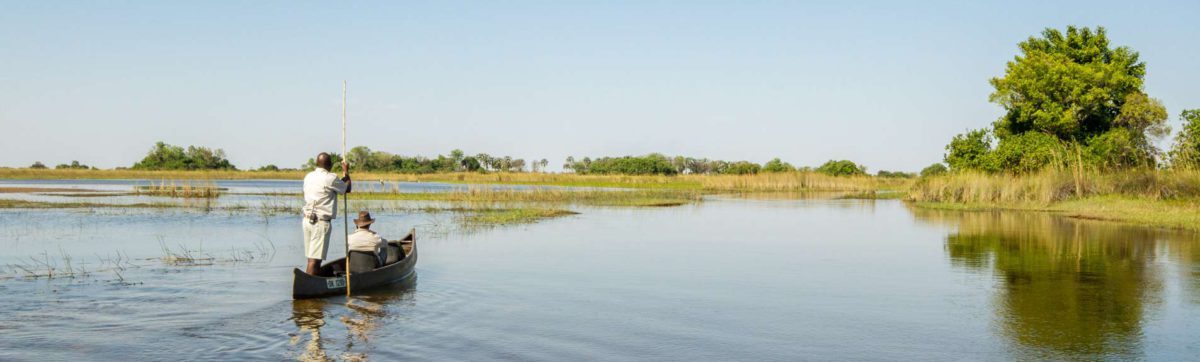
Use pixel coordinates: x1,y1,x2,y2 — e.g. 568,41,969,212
292,229,418,299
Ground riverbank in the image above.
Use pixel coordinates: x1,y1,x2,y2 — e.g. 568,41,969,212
0,168,906,192
908,170,1200,232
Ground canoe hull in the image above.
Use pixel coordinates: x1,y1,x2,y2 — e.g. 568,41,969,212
292,231,418,299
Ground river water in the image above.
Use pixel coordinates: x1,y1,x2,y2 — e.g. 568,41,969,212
1,181,1199,361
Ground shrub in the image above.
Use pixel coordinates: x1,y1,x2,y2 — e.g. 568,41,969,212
919,163,948,177
816,160,866,177
761,158,796,173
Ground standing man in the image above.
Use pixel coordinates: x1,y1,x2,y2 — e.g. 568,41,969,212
302,152,352,276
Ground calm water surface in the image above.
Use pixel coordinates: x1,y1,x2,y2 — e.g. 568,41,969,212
1,185,1199,361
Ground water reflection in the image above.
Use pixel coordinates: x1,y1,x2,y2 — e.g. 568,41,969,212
910,207,1200,360
288,278,417,361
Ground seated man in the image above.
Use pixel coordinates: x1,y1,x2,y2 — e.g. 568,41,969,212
348,211,388,269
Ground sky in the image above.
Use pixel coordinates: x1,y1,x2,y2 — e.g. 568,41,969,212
2,1,1197,172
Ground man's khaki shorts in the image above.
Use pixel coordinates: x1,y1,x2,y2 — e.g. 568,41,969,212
302,219,332,260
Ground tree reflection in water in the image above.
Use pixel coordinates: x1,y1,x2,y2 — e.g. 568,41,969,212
910,207,1200,360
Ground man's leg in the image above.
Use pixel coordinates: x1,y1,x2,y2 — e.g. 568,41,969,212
306,258,323,276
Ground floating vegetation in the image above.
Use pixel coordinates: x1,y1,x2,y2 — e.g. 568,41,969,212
458,208,578,226
134,180,224,198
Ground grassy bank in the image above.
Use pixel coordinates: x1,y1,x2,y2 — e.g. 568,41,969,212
909,170,1200,232
342,188,703,207
0,168,906,192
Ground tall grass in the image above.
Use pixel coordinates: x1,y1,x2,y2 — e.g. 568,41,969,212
694,172,901,192
1,168,906,192
347,187,704,207
134,180,222,198
909,169,1200,204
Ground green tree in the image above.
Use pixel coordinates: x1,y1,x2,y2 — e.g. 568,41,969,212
460,156,482,172
724,161,762,175
990,26,1144,142
816,160,866,177
761,158,796,173
952,26,1167,173
920,163,948,177
55,160,90,169
29,161,47,169
133,141,236,170
1169,110,1200,169
945,129,995,172
347,146,372,169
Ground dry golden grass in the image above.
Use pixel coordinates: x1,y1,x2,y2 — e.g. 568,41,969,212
0,168,904,192
908,169,1200,204
343,187,703,207
133,180,223,198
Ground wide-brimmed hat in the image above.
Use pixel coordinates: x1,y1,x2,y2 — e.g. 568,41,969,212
353,210,375,227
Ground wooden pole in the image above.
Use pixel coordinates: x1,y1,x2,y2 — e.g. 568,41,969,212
342,80,351,297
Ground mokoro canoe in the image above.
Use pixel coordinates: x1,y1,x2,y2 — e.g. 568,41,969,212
292,229,418,299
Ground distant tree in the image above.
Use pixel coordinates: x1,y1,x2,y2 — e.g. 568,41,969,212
761,158,796,173
449,149,465,171
563,156,575,173
671,156,687,174
460,156,482,172
476,153,493,172
919,163,949,177
303,152,343,171
29,161,47,169
816,160,866,176
876,170,915,178
539,158,549,172
1169,110,1200,169
347,146,372,169
55,160,90,170
723,161,762,175
133,141,236,170
257,164,280,172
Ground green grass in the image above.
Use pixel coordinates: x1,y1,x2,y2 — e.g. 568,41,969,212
459,208,579,226
0,199,184,209
257,188,704,207
913,195,1200,232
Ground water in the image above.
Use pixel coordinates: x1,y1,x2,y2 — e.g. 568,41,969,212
2,186,1199,361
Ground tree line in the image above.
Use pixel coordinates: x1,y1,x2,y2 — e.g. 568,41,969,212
25,141,898,178
938,26,1200,175
563,154,880,177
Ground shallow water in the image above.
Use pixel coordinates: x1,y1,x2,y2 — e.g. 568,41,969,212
2,186,1199,361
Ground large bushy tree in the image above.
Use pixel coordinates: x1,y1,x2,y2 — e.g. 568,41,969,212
946,26,1168,173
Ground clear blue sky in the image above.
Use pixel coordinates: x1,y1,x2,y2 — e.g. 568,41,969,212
2,1,1197,171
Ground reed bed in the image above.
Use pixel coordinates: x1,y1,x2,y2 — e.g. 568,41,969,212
694,172,902,192
459,208,579,226
134,180,223,198
908,169,1200,204
348,187,704,207
1,168,907,193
